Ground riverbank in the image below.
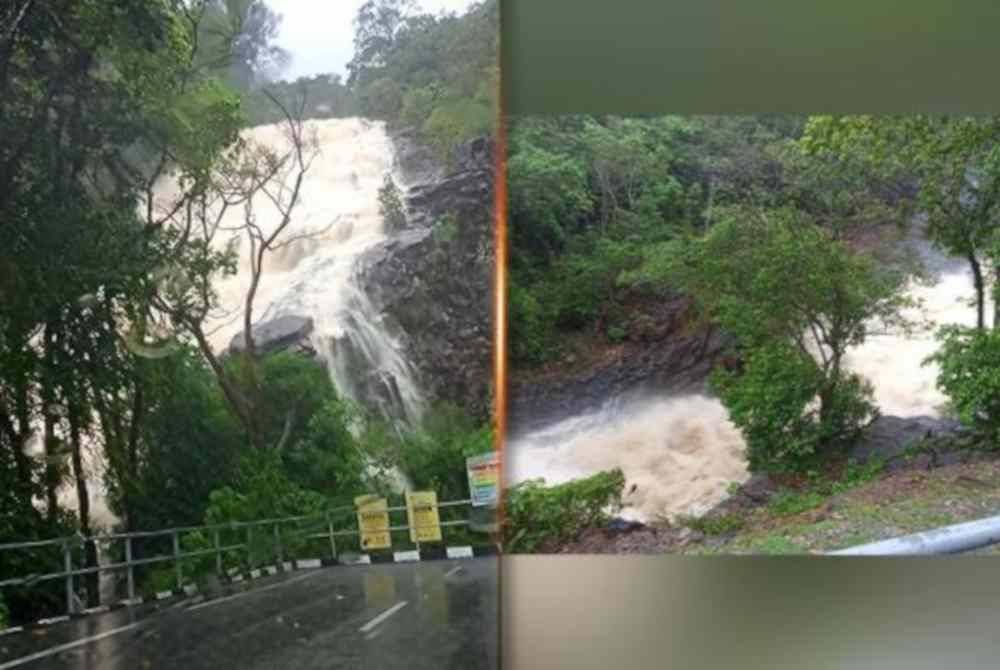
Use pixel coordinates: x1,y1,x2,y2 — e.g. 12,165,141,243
540,432,1000,555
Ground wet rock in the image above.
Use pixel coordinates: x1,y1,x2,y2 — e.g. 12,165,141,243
228,315,315,357
509,312,732,434
356,135,495,421
850,415,967,469
608,517,645,533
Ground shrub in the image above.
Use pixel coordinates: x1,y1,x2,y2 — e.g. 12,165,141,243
711,342,876,473
377,174,407,232
503,469,626,553
432,213,459,244
928,325,1000,439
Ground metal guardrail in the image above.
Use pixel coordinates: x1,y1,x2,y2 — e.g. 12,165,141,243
829,513,1000,556
0,498,474,618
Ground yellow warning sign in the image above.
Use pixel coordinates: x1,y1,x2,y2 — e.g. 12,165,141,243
355,494,391,550
406,491,442,543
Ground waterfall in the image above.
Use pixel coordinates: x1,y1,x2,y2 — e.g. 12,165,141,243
203,118,424,425
508,236,978,522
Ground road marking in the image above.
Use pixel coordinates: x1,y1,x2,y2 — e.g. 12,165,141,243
0,621,143,670
36,616,69,625
446,546,473,559
359,600,408,634
444,565,463,578
393,550,420,563
188,569,324,612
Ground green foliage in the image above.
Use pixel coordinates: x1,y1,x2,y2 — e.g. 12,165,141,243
826,457,886,496
508,282,553,363
503,469,626,553
633,208,908,472
928,326,1000,439
767,490,826,517
348,0,498,155
432,213,460,244
677,513,745,535
606,325,627,343
803,114,1000,329
290,398,366,501
378,174,407,232
107,347,243,532
365,403,493,502
0,593,7,629
422,97,493,158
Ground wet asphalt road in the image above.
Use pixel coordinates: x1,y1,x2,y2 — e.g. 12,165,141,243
0,558,498,670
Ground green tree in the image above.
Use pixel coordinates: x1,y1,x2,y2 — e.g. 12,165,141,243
803,115,1000,330
927,326,1000,441
632,208,911,471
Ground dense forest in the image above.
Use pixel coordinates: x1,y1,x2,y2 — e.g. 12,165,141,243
505,113,1000,547
0,0,496,626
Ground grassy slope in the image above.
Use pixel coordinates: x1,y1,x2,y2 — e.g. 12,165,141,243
687,457,1000,555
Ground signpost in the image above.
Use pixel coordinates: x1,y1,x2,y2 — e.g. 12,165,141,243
466,451,500,507
355,495,391,551
406,491,443,543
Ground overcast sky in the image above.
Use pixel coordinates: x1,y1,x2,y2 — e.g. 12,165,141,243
268,0,477,81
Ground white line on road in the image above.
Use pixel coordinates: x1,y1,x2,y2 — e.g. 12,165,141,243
444,565,463,578
0,622,143,670
359,601,408,634
188,569,324,613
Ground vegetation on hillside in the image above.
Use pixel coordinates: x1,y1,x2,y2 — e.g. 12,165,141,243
0,0,496,625
507,112,1000,550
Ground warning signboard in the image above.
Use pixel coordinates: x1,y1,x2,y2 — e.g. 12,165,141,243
406,491,443,543
355,495,391,550
466,451,500,507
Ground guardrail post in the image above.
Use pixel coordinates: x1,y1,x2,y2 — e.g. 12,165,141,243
172,531,182,590
63,539,74,615
326,511,337,560
125,536,135,602
246,525,253,569
274,522,283,567
214,529,222,575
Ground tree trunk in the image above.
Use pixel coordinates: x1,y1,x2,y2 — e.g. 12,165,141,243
994,265,1000,331
42,323,60,523
68,409,99,608
123,379,144,532
968,252,986,330
12,376,33,496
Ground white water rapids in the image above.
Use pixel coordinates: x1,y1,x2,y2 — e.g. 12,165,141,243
507,240,980,522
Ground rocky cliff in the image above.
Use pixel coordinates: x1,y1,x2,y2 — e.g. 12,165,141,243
508,293,731,434
355,133,495,421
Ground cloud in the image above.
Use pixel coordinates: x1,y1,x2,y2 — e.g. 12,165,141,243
267,0,477,80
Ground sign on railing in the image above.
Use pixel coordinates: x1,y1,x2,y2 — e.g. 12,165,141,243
406,491,443,543
466,452,500,507
355,495,392,550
